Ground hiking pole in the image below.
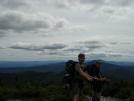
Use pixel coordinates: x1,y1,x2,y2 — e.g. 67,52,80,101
90,82,93,101
104,79,110,101
91,80,96,101
94,80,98,101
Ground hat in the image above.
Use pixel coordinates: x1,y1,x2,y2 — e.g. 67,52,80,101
97,59,102,64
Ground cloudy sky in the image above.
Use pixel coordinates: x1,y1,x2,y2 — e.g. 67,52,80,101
0,0,134,61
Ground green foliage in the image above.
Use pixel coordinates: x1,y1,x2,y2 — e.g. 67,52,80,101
101,80,134,99
0,78,134,101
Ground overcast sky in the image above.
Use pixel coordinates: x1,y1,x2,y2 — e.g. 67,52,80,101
0,0,134,61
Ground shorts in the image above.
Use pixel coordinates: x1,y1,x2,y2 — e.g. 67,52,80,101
92,80,101,93
72,82,83,95
72,79,84,96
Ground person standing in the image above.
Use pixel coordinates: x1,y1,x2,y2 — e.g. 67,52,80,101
73,53,93,101
91,59,106,101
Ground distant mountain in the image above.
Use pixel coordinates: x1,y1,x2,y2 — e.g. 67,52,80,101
0,60,134,82
0,60,65,68
0,60,134,73
0,62,65,73
103,61,134,66
104,68,134,82
1,60,134,68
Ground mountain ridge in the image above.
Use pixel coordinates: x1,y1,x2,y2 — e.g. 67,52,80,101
0,60,134,82
0,60,134,68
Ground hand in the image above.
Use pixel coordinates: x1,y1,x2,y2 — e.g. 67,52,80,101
103,77,107,81
94,77,99,81
88,77,93,82
99,78,104,81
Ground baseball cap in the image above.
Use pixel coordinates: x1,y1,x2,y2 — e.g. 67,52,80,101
97,59,102,64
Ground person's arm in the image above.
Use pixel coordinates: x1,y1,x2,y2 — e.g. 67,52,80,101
85,71,93,78
78,69,92,81
98,76,106,81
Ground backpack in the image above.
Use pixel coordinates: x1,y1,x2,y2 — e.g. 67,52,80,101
86,63,95,76
62,60,77,90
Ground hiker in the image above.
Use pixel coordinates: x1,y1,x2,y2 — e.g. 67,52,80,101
90,59,107,101
73,53,93,101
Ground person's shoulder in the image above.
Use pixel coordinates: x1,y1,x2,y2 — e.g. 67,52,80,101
75,62,80,66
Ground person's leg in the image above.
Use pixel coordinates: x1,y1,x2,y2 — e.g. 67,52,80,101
92,90,97,101
73,94,79,101
96,92,101,101
96,82,101,101
92,82,97,101
72,82,81,101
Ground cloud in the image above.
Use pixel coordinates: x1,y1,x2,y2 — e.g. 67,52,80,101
76,40,105,50
103,9,115,14
108,0,134,7
108,53,133,57
120,42,131,44
37,51,61,56
105,50,113,53
53,0,105,12
53,0,134,12
0,11,88,37
37,50,134,60
0,44,5,49
9,42,67,51
0,0,33,10
110,42,118,45
86,52,134,59
0,30,8,37
108,15,130,23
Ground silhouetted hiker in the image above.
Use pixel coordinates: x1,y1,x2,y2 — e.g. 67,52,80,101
87,59,107,101
73,53,93,101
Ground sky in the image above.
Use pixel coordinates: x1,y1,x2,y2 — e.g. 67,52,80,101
0,0,134,61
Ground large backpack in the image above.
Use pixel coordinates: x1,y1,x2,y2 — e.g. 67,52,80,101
62,60,77,90
86,63,95,76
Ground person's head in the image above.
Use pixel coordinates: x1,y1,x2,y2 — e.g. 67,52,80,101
96,59,102,67
78,53,85,63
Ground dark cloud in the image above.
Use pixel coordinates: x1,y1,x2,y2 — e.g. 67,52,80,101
80,0,134,7
0,30,8,37
120,42,131,44
77,40,100,44
110,42,118,45
37,51,60,55
54,21,66,29
86,45,103,49
9,42,66,51
53,0,134,13
76,40,105,50
105,50,113,53
79,0,105,5
87,52,133,59
88,53,107,58
0,11,87,37
0,12,49,33
103,9,115,14
0,0,31,9
44,43,66,49
110,0,134,7
46,51,59,55
64,48,81,52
